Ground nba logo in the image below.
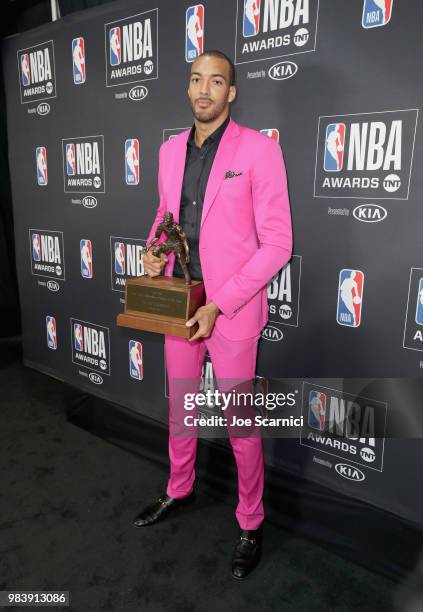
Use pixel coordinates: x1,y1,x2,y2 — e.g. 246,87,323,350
129,340,143,380
362,0,393,28
36,147,48,186
415,278,423,326
308,390,326,430
66,143,76,176
21,53,30,86
337,269,364,327
186,5,204,62
72,37,86,84
46,316,57,350
324,123,345,171
125,139,140,185
74,323,83,351
109,27,121,66
114,242,125,275
32,233,41,261
243,0,261,37
260,129,279,142
80,239,93,279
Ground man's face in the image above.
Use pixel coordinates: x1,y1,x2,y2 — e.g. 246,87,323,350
187,55,236,123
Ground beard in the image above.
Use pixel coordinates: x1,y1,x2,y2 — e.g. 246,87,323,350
189,97,227,123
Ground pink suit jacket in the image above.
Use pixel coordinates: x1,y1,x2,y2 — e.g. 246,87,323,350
146,117,293,340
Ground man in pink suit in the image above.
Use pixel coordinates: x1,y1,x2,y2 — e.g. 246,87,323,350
133,50,293,580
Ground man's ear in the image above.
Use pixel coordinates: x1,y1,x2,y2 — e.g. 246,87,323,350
228,85,237,103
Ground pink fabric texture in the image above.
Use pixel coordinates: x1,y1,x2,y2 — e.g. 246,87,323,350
165,325,264,530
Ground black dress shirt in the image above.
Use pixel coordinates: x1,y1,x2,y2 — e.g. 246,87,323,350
172,114,230,281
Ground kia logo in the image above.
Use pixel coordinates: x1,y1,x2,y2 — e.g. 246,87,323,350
261,325,283,341
37,102,50,115
47,280,59,292
268,61,298,81
129,85,148,101
89,372,103,385
82,196,97,209
353,204,387,223
335,463,365,482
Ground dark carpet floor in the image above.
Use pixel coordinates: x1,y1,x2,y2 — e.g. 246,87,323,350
0,340,417,612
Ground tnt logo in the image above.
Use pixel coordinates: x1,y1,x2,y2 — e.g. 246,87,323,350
336,269,364,328
186,5,204,62
362,0,393,28
21,53,30,85
18,41,56,104
415,278,423,326
66,143,76,176
72,37,86,84
244,0,261,36
80,239,93,279
114,242,126,275
125,139,140,185
32,233,41,261
74,323,84,351
308,390,326,430
36,146,48,186
129,340,143,380
260,128,279,142
109,27,121,65
46,316,57,350
324,123,345,171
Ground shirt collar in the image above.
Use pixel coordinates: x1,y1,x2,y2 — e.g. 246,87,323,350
188,114,230,149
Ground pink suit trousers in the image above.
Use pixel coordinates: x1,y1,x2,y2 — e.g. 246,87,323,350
165,324,264,530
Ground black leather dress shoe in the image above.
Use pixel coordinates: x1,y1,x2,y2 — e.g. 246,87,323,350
133,491,196,527
231,526,263,580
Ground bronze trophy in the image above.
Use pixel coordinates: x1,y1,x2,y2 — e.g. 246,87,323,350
117,212,205,338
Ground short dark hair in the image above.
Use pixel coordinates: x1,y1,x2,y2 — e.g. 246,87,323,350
194,50,236,87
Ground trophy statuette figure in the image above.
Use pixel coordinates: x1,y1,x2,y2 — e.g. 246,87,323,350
117,212,205,338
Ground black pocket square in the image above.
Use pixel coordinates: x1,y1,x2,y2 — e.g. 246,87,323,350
224,170,243,179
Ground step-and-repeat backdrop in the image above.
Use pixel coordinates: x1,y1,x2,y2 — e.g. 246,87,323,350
2,0,423,527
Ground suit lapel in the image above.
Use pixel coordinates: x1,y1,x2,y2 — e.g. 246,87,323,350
200,118,241,229
169,118,241,227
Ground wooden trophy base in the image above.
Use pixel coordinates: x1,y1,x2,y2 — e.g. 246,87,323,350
117,275,205,339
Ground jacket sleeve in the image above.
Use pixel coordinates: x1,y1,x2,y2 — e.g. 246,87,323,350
209,137,293,319
146,143,167,245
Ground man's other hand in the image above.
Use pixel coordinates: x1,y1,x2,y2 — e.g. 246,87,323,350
186,302,220,341
143,249,168,278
